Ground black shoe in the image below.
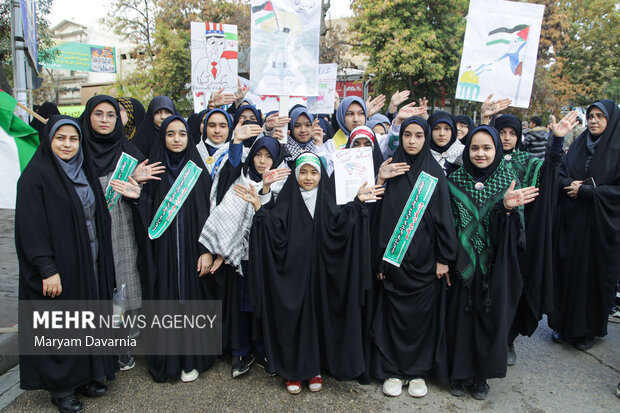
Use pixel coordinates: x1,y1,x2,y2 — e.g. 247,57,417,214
507,344,517,366
119,353,136,371
231,355,254,378
51,394,84,413
471,379,490,400
573,336,594,351
76,381,108,398
449,380,467,397
552,330,563,344
255,355,277,377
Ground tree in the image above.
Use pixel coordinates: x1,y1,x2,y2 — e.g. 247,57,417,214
349,0,468,108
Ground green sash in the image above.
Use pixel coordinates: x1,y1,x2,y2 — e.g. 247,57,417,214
383,172,438,267
105,152,138,210
148,161,203,240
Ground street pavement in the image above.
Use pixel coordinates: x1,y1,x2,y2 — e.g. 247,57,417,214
1,208,619,412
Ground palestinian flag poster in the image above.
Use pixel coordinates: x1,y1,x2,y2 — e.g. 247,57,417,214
455,0,544,108
0,91,39,209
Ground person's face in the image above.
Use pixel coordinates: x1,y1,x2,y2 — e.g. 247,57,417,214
199,112,208,134
456,121,469,141
253,148,274,175
402,123,426,155
469,132,496,169
297,164,320,190
529,121,535,129
165,120,188,153
119,105,128,126
587,107,608,135
238,109,258,123
344,102,365,131
90,101,117,135
154,108,173,128
431,122,452,148
352,137,373,148
372,123,386,135
206,113,229,144
500,127,518,151
51,125,80,160
294,114,312,143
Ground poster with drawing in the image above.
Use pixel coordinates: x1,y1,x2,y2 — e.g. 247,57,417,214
307,63,337,114
250,0,321,96
191,22,238,93
333,147,376,205
455,0,544,108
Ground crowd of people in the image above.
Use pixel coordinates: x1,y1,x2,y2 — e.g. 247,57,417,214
16,86,620,412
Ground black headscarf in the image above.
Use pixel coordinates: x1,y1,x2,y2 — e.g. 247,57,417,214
244,136,281,182
80,94,144,176
428,111,457,154
494,114,523,153
188,109,209,145
232,104,263,129
30,102,60,136
454,114,475,145
201,108,233,151
462,125,504,182
117,97,146,141
132,96,177,156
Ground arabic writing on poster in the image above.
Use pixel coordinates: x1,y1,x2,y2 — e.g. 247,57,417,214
307,63,337,114
333,147,375,205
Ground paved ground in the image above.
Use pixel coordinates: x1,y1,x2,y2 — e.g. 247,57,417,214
1,207,619,412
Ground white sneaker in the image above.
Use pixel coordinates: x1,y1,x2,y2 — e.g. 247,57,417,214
382,378,406,396
408,378,428,397
180,369,199,383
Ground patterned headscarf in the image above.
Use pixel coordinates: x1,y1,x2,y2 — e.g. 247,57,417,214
117,97,146,141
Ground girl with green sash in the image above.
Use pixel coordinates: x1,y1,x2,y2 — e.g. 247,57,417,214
446,125,538,400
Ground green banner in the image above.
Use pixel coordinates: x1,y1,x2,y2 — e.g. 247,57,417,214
105,152,139,210
58,106,85,118
382,171,438,267
41,42,116,73
148,161,203,240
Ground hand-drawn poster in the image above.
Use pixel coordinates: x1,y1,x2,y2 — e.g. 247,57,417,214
191,22,238,93
250,0,321,96
192,90,211,113
307,63,337,114
455,0,544,108
333,147,376,205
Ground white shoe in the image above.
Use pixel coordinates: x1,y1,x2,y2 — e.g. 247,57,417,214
180,369,199,383
382,378,405,396
408,378,428,397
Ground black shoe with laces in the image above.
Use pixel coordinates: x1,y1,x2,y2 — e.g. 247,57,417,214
232,355,254,378
119,353,136,371
51,394,84,413
449,379,467,397
471,379,490,400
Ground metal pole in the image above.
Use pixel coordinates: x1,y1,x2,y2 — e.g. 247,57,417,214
11,0,30,122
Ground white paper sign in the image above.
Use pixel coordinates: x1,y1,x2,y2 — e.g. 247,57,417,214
191,22,238,93
250,0,321,96
333,147,376,205
455,0,544,108
307,63,337,114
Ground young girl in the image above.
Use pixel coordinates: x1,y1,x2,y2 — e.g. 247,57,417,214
446,126,538,400
132,96,176,155
428,111,464,176
238,152,384,394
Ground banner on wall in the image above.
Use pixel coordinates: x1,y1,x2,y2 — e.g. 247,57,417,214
41,42,116,73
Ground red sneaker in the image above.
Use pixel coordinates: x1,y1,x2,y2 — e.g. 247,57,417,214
286,380,302,394
308,375,323,392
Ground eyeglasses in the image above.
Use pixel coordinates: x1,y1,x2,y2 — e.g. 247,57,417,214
587,112,605,121
93,111,117,121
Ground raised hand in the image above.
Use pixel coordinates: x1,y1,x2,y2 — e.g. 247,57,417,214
110,176,141,199
357,181,386,202
388,90,411,113
235,79,249,102
503,180,539,209
417,97,429,119
133,159,165,183
263,168,291,186
334,90,340,111
394,102,426,125
550,111,579,138
377,157,410,184
212,88,236,107
233,184,261,211
233,119,263,143
366,94,387,117
311,118,325,145
481,94,512,123
264,113,290,131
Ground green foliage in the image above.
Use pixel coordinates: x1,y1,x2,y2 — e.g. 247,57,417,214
349,0,468,104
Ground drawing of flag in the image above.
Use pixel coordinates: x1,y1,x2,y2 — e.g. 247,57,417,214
486,24,529,76
252,1,276,25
